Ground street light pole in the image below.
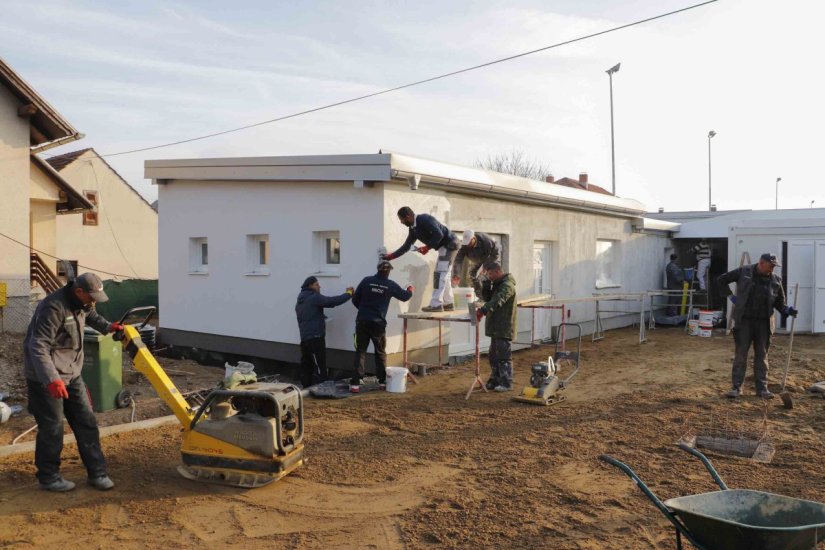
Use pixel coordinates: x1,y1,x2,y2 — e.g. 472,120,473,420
606,63,620,196
775,177,782,210
707,130,716,211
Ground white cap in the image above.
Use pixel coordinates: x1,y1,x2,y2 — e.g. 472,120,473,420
462,230,475,246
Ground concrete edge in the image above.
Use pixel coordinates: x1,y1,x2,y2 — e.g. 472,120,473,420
0,414,178,458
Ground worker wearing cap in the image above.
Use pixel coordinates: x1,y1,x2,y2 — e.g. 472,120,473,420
350,260,414,391
23,273,124,492
295,276,354,387
382,206,459,312
452,230,500,296
691,239,712,291
665,253,685,316
475,262,517,392
717,253,797,399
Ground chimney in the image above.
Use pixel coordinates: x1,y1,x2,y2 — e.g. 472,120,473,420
658,207,664,213
710,204,717,212
545,174,555,184
579,172,588,189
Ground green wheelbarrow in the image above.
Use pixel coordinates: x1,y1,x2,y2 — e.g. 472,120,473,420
600,443,825,550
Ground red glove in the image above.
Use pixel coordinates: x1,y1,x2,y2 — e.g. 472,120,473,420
109,322,125,333
476,308,485,322
406,285,415,293
47,379,69,399
418,246,430,255
382,253,396,261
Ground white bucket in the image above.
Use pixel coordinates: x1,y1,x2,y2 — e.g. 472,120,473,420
698,310,715,326
697,324,713,338
385,366,409,393
454,287,476,308
225,361,255,378
687,319,699,336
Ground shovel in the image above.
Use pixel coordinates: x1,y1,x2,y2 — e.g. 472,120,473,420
779,283,799,409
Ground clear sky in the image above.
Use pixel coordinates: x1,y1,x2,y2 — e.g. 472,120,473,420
2,0,822,212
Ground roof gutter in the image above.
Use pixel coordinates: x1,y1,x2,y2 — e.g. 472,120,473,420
31,132,86,154
391,169,645,218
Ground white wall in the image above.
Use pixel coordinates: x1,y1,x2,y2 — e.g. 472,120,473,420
56,151,158,279
159,180,384,352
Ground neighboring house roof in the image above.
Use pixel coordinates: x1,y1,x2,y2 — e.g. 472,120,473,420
553,176,613,196
31,154,94,212
46,148,156,210
0,56,80,145
145,151,647,217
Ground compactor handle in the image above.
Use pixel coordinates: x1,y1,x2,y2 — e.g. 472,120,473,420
118,306,157,331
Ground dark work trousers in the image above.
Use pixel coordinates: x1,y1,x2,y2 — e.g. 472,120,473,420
300,337,327,387
488,338,513,387
353,320,387,383
731,318,772,392
27,377,107,484
666,289,682,317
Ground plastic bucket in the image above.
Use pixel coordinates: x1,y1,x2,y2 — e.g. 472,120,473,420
698,310,715,325
697,324,713,337
385,366,409,393
454,287,476,307
687,320,699,336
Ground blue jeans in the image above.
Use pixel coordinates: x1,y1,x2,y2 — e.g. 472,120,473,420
27,377,107,483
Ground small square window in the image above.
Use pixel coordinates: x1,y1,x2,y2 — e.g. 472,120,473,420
83,191,99,226
246,234,270,275
189,237,208,274
313,231,341,275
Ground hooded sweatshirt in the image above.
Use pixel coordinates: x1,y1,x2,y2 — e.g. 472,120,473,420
295,289,351,341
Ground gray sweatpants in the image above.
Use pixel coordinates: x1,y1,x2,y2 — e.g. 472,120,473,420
429,234,459,307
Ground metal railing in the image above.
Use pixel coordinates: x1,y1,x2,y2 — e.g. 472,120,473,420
30,253,62,294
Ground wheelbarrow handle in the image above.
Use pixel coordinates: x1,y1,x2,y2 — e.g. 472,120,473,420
677,442,729,491
599,455,708,550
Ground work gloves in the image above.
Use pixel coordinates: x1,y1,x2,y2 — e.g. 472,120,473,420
783,306,798,318
47,379,69,400
109,322,125,333
417,246,430,255
346,287,355,296
476,307,486,322
381,252,396,261
406,285,415,293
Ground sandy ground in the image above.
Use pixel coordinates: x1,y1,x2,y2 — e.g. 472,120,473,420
1,326,824,549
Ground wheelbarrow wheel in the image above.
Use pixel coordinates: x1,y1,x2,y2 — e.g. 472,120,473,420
115,389,133,409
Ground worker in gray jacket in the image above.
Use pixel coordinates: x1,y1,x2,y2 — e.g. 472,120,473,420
452,230,500,295
665,254,685,316
717,254,797,399
23,273,122,492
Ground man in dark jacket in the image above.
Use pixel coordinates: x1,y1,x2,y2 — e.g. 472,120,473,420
23,273,123,492
665,254,685,316
295,276,353,387
383,206,458,312
717,253,797,399
452,230,500,295
475,262,517,392
350,260,413,391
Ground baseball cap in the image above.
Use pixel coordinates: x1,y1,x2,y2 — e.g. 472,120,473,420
75,272,109,303
462,229,475,246
760,253,781,267
377,260,394,271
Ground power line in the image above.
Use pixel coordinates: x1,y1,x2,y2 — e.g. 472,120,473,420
93,0,716,159
0,229,147,280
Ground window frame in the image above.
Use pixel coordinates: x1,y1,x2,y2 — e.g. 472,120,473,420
313,230,342,276
82,190,99,226
595,238,621,289
245,234,270,276
189,237,209,275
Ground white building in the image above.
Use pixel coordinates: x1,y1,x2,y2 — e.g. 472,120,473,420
649,208,825,333
146,152,673,371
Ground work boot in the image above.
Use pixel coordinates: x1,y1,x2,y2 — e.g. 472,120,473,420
485,378,499,391
494,384,513,393
87,475,115,491
725,387,741,398
421,305,444,313
350,379,362,393
442,304,455,311
757,390,775,400
39,477,76,492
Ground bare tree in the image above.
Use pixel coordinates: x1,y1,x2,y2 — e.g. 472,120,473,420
474,150,553,180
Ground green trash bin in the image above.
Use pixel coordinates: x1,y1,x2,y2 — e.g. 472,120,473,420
82,328,123,412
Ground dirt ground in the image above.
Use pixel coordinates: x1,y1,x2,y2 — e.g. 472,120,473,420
0,333,228,445
1,326,824,549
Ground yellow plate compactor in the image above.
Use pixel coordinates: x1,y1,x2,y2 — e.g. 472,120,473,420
115,307,304,488
513,323,582,406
